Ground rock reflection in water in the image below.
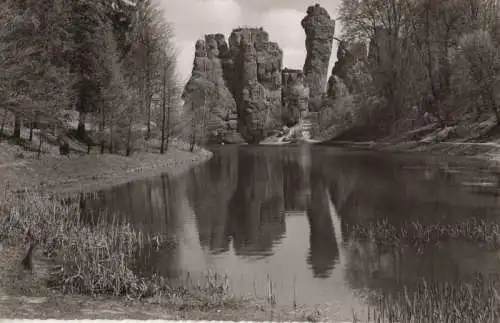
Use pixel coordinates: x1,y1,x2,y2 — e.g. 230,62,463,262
226,149,286,257
186,150,238,254
306,147,338,278
79,146,500,310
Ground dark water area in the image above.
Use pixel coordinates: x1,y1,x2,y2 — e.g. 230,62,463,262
80,145,500,315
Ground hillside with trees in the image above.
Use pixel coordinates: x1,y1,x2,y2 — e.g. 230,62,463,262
0,0,182,157
322,0,500,145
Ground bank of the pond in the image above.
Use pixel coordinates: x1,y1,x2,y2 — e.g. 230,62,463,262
0,293,330,321
316,118,500,167
0,141,213,195
318,139,500,167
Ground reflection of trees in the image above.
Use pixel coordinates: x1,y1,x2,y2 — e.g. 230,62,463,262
315,151,500,304
317,154,500,239
79,175,184,278
227,149,286,256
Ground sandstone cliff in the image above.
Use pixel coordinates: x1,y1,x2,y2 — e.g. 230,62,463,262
183,4,339,144
229,28,283,143
282,68,309,126
302,4,335,111
182,34,243,144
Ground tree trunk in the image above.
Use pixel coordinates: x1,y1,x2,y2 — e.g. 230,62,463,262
77,111,86,141
146,96,152,140
145,33,152,140
13,115,21,140
37,132,43,159
190,116,196,153
29,122,34,142
0,109,7,138
109,125,114,154
424,1,445,129
165,88,171,151
490,91,500,125
100,104,105,154
126,120,132,156
160,68,167,154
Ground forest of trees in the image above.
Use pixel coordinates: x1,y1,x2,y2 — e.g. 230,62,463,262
322,0,500,140
0,0,181,156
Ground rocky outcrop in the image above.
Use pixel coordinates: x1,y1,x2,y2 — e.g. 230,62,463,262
302,4,335,111
229,28,283,143
182,34,243,144
282,68,310,126
327,41,368,98
184,5,339,143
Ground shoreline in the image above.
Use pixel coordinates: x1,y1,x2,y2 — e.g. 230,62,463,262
317,139,500,167
0,143,214,195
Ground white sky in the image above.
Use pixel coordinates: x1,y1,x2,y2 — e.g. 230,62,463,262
156,0,342,84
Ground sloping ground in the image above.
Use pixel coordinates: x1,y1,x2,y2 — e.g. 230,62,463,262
319,117,500,163
0,146,212,195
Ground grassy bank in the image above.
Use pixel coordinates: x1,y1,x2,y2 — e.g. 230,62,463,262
0,138,213,194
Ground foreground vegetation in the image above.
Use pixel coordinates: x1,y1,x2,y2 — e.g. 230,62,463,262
348,219,500,322
0,187,330,321
0,188,237,300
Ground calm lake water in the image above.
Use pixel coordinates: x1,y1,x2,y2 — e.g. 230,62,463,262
80,145,500,317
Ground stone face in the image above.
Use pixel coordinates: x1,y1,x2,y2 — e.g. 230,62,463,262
302,4,335,111
182,34,239,143
282,68,310,126
229,28,283,143
327,41,368,98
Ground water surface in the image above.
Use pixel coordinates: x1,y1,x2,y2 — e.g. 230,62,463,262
81,145,500,317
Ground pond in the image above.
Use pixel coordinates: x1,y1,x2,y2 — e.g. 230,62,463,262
80,145,500,318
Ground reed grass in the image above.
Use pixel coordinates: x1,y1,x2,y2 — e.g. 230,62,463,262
359,275,500,323
349,217,500,249
0,188,231,302
349,219,500,322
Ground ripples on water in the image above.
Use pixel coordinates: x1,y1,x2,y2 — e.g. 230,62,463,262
79,145,500,317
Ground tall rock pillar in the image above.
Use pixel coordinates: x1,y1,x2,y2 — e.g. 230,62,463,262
301,4,335,111
229,28,283,143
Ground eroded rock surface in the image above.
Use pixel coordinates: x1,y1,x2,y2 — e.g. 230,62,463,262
327,41,368,98
229,28,283,143
182,34,241,144
302,4,335,111
282,68,310,126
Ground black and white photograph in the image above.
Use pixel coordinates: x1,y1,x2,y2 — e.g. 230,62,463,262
1,0,500,322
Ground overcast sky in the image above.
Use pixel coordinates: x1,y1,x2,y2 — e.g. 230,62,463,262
156,0,342,84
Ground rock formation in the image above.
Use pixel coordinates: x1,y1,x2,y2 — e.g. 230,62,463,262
302,4,335,111
281,68,310,126
182,34,243,144
183,4,340,143
327,41,368,99
229,28,283,143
